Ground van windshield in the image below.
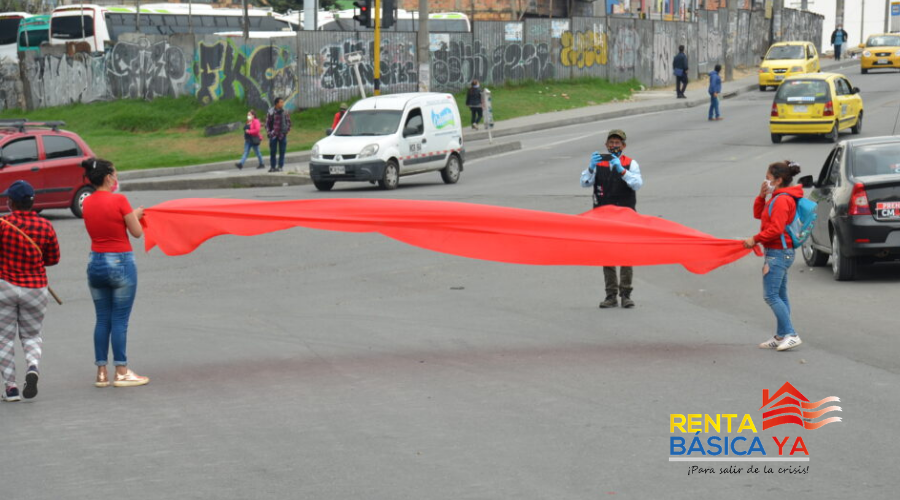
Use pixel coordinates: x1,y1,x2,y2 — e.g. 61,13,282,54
774,79,831,104
766,45,804,60
334,110,402,136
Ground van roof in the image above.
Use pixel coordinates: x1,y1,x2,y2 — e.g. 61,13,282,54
351,93,454,111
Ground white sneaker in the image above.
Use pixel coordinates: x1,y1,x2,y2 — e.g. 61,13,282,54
776,336,803,351
759,337,782,349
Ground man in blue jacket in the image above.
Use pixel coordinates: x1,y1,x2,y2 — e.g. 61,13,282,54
708,64,722,121
673,45,688,98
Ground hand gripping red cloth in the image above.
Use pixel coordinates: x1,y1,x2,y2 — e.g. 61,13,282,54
142,199,754,274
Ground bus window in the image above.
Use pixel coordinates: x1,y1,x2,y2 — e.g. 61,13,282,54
19,29,49,49
51,15,94,39
1,17,23,46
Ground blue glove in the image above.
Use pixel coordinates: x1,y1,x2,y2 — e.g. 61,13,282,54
609,155,624,174
589,152,602,171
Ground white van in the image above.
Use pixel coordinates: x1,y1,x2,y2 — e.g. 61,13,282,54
309,93,465,191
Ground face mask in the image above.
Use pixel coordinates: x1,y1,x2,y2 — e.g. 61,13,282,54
608,146,622,155
247,114,253,121
764,179,776,194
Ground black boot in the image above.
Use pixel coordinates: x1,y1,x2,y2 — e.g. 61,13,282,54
620,292,635,309
599,295,618,308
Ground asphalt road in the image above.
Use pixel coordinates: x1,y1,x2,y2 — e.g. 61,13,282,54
4,70,899,499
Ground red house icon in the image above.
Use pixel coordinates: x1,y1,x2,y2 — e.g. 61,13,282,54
760,382,842,431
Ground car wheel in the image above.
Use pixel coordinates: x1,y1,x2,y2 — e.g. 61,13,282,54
313,180,335,191
802,238,828,267
440,154,461,184
379,160,399,190
861,68,868,74
771,133,782,144
70,185,95,218
759,85,767,91
851,111,862,134
831,232,857,281
828,122,840,143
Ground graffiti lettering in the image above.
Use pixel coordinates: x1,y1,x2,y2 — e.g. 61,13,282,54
107,38,188,100
611,26,641,73
560,29,608,68
431,40,490,87
319,38,416,91
195,39,297,110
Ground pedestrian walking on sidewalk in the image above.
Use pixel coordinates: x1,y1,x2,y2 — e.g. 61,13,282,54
332,102,348,130
830,25,849,61
580,129,644,309
673,45,689,98
708,64,722,121
235,110,265,171
80,158,150,388
466,80,483,130
0,180,60,402
743,160,804,352
266,97,291,172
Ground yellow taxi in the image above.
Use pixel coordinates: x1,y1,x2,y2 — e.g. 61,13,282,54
859,33,900,73
769,73,863,144
758,41,821,91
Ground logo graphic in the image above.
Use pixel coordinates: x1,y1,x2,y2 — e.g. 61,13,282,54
760,382,842,431
431,108,456,129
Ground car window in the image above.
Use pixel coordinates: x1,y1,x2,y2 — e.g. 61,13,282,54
766,45,804,60
866,35,900,47
774,79,831,104
851,143,900,178
1,138,39,165
819,147,841,187
403,109,424,137
841,79,855,95
43,135,82,159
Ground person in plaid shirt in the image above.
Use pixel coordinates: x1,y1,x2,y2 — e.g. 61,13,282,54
0,180,60,402
265,97,291,172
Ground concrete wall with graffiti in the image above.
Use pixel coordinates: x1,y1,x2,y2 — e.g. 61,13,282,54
2,8,822,112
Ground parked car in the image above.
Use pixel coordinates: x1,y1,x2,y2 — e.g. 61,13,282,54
0,119,95,217
309,93,465,191
858,33,900,74
758,41,821,91
799,137,900,280
769,73,863,144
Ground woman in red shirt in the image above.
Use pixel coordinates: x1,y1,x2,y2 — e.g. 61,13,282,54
80,158,149,387
743,160,804,352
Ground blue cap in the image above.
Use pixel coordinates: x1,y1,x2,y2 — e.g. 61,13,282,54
2,180,36,202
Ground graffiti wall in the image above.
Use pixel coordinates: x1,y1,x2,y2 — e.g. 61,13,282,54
2,8,822,111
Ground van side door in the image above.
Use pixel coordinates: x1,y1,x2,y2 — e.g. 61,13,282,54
399,107,433,174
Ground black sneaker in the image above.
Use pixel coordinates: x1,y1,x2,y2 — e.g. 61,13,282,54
599,295,618,308
23,367,39,399
257,164,265,169
268,167,277,173
1,386,20,402
235,162,243,170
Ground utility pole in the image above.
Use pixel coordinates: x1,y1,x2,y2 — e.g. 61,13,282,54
417,0,429,92
861,0,866,44
242,0,249,41
374,0,381,95
725,0,737,81
885,0,890,32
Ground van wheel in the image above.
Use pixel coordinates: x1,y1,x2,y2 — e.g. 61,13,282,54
759,85,766,91
440,154,461,184
70,185,95,218
802,239,828,267
379,160,399,190
831,232,856,281
828,122,840,143
771,133,782,144
851,111,862,134
313,180,335,191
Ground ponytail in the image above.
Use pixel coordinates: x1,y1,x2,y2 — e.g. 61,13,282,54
80,157,115,187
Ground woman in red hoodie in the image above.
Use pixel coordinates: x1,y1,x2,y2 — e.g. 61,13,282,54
743,160,804,351
235,110,265,170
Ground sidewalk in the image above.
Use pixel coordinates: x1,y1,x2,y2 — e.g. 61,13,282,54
119,58,859,192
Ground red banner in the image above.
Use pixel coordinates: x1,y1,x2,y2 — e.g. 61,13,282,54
142,198,755,274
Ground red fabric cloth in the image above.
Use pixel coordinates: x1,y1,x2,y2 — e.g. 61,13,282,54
142,199,755,274
331,111,344,130
82,191,134,253
752,185,804,249
0,211,60,288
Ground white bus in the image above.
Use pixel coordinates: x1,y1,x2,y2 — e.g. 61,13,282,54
311,9,470,32
49,4,299,52
0,12,30,62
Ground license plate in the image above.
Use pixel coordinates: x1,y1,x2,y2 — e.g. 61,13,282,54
792,105,808,113
329,166,345,175
877,59,888,64
775,75,785,81
876,202,900,220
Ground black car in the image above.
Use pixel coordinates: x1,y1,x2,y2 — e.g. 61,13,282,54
799,136,900,280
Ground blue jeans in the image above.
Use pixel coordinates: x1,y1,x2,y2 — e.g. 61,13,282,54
269,136,287,169
763,248,796,338
239,141,264,167
834,44,842,60
709,95,720,119
87,252,138,366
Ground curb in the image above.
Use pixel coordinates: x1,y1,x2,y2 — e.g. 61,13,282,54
121,141,522,191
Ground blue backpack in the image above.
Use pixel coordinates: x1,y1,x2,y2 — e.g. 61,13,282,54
768,193,817,249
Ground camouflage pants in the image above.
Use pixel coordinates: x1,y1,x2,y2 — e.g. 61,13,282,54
603,266,633,297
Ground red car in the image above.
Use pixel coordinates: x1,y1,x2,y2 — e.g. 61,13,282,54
0,119,95,217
